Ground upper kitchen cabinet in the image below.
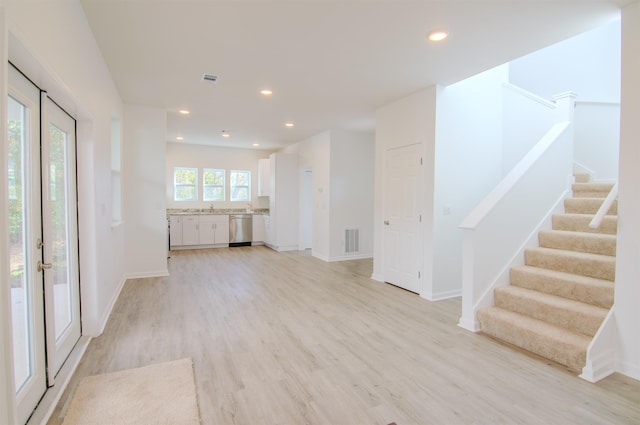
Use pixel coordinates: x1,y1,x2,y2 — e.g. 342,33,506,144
268,153,298,251
258,158,270,196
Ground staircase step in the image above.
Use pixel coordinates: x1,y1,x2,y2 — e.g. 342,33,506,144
510,265,614,309
564,197,617,215
572,182,615,198
494,286,607,337
525,247,615,281
538,229,616,256
573,173,591,183
552,213,617,235
478,306,591,371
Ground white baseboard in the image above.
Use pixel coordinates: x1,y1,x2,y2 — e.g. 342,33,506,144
370,273,384,282
326,253,373,262
617,359,640,381
421,288,461,301
95,276,127,336
458,316,480,332
580,349,617,383
125,269,169,279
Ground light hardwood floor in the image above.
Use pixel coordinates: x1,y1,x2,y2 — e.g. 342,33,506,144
48,247,640,425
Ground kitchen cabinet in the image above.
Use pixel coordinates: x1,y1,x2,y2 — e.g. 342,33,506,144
268,153,298,251
258,158,270,196
252,214,266,244
182,215,199,245
262,215,271,245
169,214,229,248
211,215,230,244
169,215,183,246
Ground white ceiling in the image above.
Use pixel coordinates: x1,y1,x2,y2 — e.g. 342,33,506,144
80,0,624,150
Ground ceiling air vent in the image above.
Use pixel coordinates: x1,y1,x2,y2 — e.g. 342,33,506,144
202,74,219,84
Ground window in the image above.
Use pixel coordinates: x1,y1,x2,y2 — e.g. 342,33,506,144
230,170,251,202
174,167,198,201
203,168,225,201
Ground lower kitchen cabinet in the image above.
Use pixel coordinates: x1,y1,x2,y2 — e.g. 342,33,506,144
252,214,266,244
169,214,229,248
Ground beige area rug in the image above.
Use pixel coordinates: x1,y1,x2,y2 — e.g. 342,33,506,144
62,358,200,425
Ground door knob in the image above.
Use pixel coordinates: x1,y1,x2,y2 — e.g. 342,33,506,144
384,220,390,225
37,261,53,272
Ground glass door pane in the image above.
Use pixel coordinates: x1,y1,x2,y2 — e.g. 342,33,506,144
48,124,73,341
8,65,47,425
42,95,80,381
8,95,31,391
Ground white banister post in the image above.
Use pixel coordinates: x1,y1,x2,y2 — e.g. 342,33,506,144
552,91,577,123
458,229,479,331
553,91,576,183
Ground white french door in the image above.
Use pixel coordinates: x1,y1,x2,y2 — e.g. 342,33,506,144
383,143,422,293
7,65,81,424
41,94,81,383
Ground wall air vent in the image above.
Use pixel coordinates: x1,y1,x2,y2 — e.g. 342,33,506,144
202,74,219,84
345,228,360,254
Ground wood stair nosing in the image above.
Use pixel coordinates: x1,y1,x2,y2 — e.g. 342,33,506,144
524,247,616,281
509,265,614,309
478,306,590,372
493,285,607,337
538,229,617,256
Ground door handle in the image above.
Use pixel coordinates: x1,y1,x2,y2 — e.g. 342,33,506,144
37,261,53,272
384,220,390,226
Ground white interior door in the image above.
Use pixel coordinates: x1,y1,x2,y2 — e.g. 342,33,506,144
8,66,47,425
41,95,81,383
383,143,422,293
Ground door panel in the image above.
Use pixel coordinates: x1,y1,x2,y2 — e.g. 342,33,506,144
42,95,81,382
383,144,422,293
8,65,47,425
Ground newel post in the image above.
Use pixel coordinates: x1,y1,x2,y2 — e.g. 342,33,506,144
553,91,577,123
553,91,576,179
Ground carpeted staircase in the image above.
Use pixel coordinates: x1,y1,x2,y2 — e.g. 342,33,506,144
477,174,616,372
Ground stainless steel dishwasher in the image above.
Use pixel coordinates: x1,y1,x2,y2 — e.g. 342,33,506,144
229,214,253,247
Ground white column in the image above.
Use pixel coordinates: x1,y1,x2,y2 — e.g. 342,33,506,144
615,0,640,381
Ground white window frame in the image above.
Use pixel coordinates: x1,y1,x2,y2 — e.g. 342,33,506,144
174,167,198,201
203,168,225,201
230,170,251,202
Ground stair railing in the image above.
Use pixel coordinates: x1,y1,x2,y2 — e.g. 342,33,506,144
458,92,577,332
589,182,618,229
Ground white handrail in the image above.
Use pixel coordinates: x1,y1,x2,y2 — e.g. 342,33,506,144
460,122,570,230
589,182,618,228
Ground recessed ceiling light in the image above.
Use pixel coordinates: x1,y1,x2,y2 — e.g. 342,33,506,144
260,89,273,96
221,130,230,138
253,143,260,147
428,30,448,42
176,136,184,140
285,122,294,128
179,110,190,115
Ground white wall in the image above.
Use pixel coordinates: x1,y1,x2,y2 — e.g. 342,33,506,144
615,0,640,381
124,105,168,279
165,143,273,211
502,84,557,173
329,130,375,261
283,131,331,260
509,19,621,103
574,102,620,180
432,66,506,299
373,86,437,292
